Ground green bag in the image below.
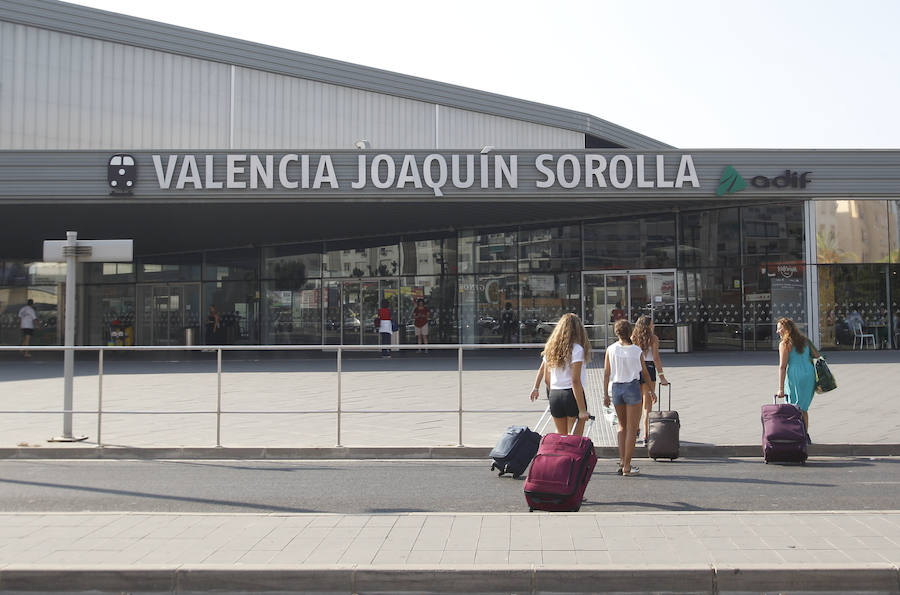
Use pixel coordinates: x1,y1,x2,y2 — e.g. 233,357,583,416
813,357,837,393
809,340,836,394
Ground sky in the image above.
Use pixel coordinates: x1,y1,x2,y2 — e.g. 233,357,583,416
68,0,900,149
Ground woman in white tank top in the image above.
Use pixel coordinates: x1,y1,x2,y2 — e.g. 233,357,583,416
528,313,592,436
603,319,655,476
632,315,669,445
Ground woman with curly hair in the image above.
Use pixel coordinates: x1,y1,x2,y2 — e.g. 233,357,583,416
776,317,818,442
603,319,655,476
529,313,592,436
632,315,669,445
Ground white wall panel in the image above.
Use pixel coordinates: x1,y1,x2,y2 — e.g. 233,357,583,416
233,68,436,150
438,105,582,150
0,22,230,149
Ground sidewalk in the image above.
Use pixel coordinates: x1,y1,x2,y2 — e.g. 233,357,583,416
1,350,898,450
1,511,899,593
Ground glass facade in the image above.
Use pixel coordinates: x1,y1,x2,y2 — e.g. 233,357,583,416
4,200,898,351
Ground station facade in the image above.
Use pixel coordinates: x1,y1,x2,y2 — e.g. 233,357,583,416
1,0,899,352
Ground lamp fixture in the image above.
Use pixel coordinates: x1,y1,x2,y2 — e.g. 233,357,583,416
354,139,371,150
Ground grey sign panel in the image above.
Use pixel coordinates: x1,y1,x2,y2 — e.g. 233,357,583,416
1,149,899,203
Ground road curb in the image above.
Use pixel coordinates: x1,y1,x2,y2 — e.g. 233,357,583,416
0,443,898,459
0,564,896,593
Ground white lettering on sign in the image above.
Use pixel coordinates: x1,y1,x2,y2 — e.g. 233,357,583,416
149,153,700,194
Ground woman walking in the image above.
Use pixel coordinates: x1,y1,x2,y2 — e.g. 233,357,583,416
603,319,655,476
529,313,591,436
377,300,393,358
776,317,818,443
632,315,669,445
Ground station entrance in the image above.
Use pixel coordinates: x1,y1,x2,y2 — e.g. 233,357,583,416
583,269,677,350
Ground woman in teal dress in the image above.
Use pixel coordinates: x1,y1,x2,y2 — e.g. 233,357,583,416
776,317,819,442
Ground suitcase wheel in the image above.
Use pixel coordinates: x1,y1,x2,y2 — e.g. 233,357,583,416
490,464,495,471
512,473,521,479
529,508,534,513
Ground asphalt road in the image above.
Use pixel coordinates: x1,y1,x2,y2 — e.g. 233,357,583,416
1,457,898,514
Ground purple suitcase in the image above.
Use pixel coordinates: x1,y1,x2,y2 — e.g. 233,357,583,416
524,421,597,512
761,395,808,464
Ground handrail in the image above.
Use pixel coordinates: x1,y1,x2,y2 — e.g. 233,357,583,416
0,343,557,448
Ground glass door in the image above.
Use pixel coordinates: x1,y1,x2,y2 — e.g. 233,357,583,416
136,283,200,345
582,270,676,350
326,279,400,345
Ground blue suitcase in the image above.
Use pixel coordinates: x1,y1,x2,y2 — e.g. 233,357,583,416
490,426,542,478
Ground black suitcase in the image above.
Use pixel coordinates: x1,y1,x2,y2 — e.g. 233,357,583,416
490,425,541,478
647,382,680,461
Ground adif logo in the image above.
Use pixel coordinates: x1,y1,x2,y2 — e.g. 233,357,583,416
716,166,748,196
108,154,136,194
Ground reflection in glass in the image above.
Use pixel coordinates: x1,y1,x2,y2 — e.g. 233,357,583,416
584,216,675,270
679,208,739,268
458,230,517,275
262,280,321,344
204,281,257,345
519,273,580,344
84,284,135,345
518,225,581,272
742,205,804,265
678,268,743,351
816,200,889,264
817,264,888,349
324,243,399,278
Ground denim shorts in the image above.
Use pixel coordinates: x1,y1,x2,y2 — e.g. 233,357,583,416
611,379,642,406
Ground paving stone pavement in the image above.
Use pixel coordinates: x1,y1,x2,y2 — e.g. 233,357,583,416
0,348,897,449
2,349,900,592
0,511,899,593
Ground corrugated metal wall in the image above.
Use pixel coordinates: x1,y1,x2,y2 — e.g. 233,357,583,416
0,22,231,149
0,22,585,151
438,105,580,149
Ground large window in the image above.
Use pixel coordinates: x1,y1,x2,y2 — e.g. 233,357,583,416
742,204,804,266
518,225,581,272
458,230,517,275
400,237,457,276
324,241,399,278
678,268,743,351
816,200,890,264
584,215,676,270
818,264,889,349
679,208,740,268
398,276,458,343
0,261,64,346
520,273,581,344
261,280,321,344
138,254,201,282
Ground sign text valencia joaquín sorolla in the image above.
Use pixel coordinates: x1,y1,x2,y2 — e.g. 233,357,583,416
150,153,701,197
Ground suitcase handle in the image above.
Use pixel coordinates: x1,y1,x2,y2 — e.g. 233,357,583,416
656,381,672,411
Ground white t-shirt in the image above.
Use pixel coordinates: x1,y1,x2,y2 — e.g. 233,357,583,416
544,343,588,390
606,342,644,383
18,305,37,329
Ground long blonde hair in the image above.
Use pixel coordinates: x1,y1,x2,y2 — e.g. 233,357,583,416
631,315,654,351
542,313,591,369
778,317,807,353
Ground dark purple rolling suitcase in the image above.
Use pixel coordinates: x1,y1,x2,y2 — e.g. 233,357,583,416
523,418,597,512
761,395,808,464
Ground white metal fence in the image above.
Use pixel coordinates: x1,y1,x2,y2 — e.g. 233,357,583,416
0,344,617,448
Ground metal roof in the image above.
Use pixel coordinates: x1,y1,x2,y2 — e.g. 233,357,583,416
0,0,673,150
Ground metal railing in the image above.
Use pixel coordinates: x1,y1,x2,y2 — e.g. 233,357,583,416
0,344,611,448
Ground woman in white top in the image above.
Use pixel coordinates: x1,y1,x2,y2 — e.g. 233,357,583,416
529,313,591,436
603,319,655,476
632,315,669,445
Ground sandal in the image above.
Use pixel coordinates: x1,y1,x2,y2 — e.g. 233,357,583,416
616,463,623,475
623,466,640,476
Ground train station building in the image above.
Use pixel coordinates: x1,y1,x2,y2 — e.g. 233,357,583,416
2,0,899,352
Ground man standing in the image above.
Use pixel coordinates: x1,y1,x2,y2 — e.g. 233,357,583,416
18,299,37,358
501,302,517,344
412,298,429,352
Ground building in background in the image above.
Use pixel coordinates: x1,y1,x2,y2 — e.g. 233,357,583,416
1,0,899,351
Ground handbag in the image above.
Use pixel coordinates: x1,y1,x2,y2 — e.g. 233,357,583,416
813,356,837,394
391,320,399,332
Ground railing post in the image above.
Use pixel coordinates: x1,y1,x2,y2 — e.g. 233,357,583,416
336,347,342,447
97,349,103,447
457,345,463,447
216,348,222,448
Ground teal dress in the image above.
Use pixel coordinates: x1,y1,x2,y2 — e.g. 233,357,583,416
785,343,816,411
